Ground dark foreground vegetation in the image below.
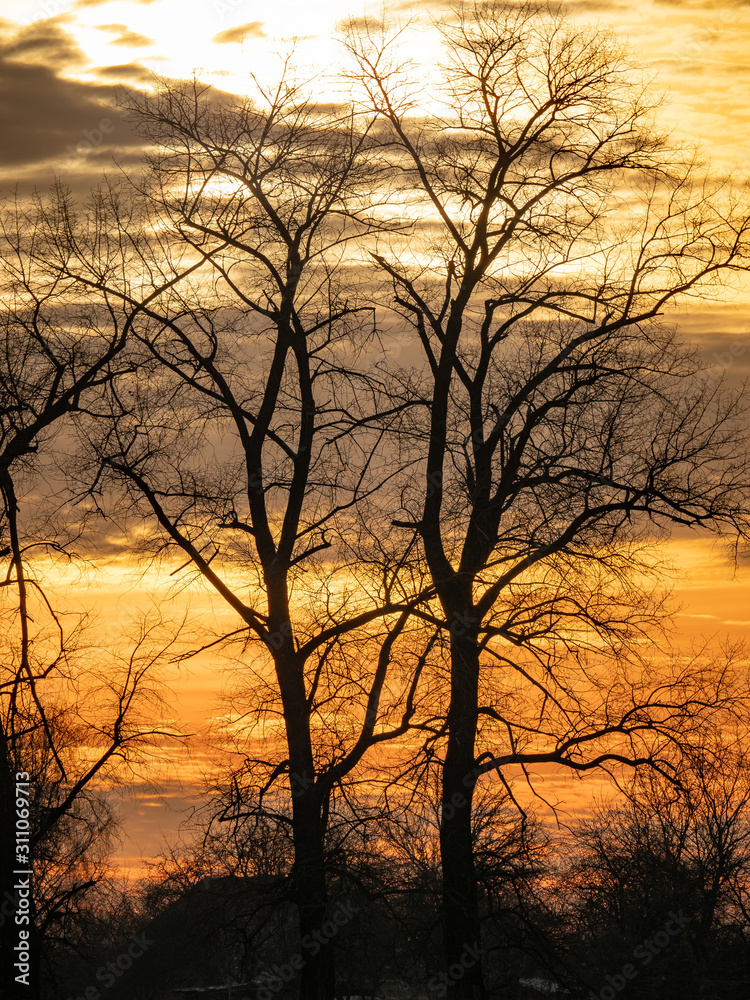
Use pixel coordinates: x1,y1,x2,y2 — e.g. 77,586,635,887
48,760,750,999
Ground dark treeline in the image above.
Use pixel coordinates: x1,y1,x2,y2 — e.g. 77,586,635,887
44,753,750,999
2,3,750,999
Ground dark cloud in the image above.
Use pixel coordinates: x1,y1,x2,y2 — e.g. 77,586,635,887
212,22,266,44
673,309,750,385
97,23,154,47
109,30,153,47
0,51,145,192
96,61,153,83
3,18,86,68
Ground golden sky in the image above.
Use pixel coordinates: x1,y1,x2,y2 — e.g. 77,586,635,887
2,0,749,871
2,0,750,179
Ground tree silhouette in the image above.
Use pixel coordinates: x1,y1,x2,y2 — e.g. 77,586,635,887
343,3,750,995
34,70,438,1000
562,737,750,997
3,6,750,998
0,198,182,1000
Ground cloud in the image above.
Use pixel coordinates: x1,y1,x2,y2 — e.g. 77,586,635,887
96,61,153,83
2,19,86,68
654,0,750,6
337,14,386,33
0,49,146,192
392,0,447,8
97,23,154,47
0,60,105,167
212,21,266,44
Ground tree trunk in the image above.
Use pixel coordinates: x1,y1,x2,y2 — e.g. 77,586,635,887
439,619,485,1000
290,786,335,1000
274,623,335,1000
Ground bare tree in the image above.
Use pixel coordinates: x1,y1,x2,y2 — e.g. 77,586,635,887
0,198,183,1000
34,69,437,1000
343,3,750,995
12,11,750,997
561,732,750,997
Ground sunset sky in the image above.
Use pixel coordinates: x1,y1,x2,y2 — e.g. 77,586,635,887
2,0,749,871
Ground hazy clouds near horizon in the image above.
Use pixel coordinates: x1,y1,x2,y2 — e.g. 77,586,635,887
0,0,749,192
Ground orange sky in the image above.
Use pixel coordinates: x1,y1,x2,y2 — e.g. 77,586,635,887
2,0,749,872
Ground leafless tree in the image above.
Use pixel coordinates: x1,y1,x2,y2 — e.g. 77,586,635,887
343,2,750,994
0,199,183,1000
560,731,750,996
32,68,439,1000
12,10,750,996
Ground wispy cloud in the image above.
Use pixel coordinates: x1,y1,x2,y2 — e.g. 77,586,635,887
97,23,154,47
212,21,266,44
4,19,86,67
96,61,152,82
